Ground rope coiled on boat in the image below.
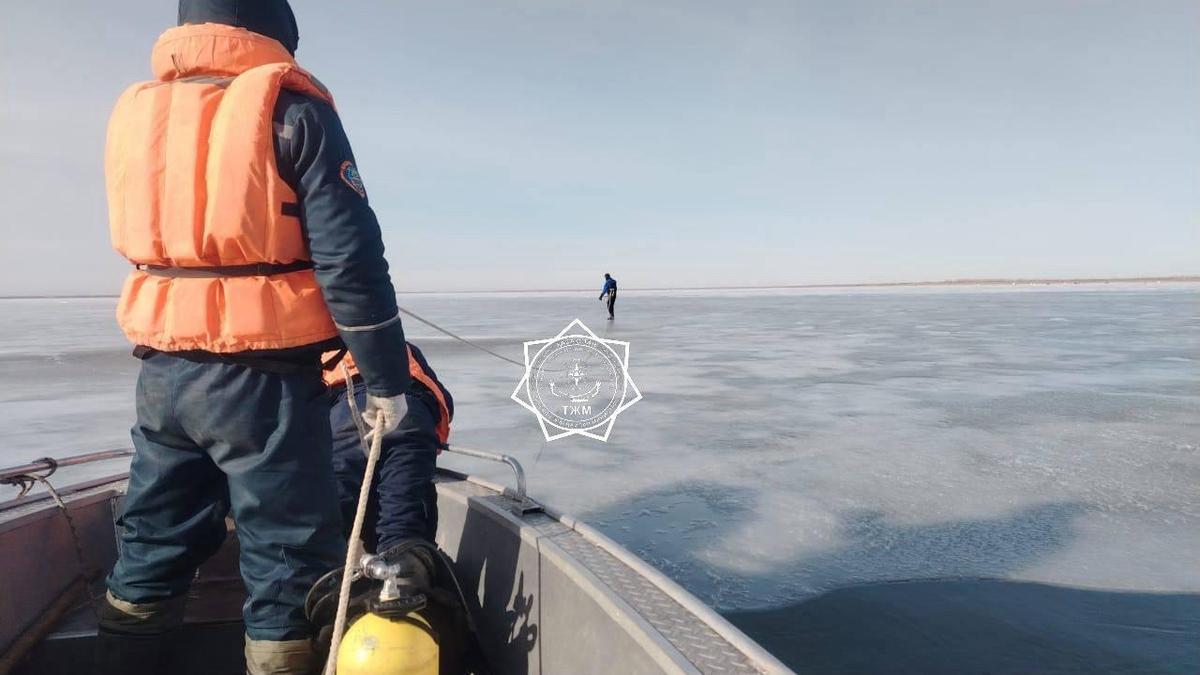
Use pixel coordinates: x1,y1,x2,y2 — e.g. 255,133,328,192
0,457,58,497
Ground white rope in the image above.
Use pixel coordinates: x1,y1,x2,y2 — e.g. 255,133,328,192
396,305,581,374
317,310,542,672
323,365,385,675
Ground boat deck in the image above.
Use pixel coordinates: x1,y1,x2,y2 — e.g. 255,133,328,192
16,516,247,675
2,470,788,674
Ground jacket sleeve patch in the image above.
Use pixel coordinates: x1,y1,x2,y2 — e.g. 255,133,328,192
339,160,367,198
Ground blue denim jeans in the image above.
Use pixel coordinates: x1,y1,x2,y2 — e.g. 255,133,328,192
105,352,345,641
329,381,439,552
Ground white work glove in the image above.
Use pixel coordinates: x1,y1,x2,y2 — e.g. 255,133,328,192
362,393,408,447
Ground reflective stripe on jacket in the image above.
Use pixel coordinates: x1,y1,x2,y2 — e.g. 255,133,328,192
106,23,339,352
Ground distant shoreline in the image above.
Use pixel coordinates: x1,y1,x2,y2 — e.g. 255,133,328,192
2,275,1197,300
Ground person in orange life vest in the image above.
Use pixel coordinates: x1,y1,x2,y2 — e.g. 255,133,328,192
303,344,451,637
324,343,452,553
99,1,412,673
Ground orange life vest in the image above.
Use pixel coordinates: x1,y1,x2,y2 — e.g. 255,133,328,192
324,347,453,448
105,23,339,352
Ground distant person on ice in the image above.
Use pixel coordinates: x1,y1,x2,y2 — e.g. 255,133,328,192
599,273,618,320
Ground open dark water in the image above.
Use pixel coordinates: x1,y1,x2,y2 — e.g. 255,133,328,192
1,285,1197,672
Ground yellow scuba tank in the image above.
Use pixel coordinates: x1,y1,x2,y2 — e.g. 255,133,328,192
337,611,439,675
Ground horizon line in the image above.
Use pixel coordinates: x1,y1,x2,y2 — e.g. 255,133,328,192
2,274,1197,300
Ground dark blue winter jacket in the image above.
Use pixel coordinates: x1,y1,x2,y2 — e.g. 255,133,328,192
273,93,410,396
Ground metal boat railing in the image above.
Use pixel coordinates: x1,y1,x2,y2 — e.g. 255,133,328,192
0,450,134,513
441,445,542,513
0,450,133,484
1,446,541,515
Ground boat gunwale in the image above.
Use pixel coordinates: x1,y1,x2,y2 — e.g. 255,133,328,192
543,504,792,674
436,468,790,673
1,456,793,674
0,474,129,514
535,533,700,675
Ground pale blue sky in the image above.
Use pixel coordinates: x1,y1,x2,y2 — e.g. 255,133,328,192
2,1,1197,294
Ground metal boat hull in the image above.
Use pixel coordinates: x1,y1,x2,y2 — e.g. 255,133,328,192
0,463,789,674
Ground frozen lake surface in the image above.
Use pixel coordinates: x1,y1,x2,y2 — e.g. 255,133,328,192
2,285,1197,671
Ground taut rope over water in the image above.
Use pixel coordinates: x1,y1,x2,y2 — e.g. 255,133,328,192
397,306,525,368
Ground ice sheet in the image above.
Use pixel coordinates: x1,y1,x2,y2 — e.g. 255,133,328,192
1,287,1197,614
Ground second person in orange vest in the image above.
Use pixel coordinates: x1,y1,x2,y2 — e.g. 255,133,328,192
99,1,413,673
306,343,469,666
324,344,451,554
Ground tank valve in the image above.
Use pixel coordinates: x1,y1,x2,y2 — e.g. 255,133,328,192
359,553,427,613
361,554,411,601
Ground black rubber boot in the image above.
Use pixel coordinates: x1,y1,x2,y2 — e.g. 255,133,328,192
94,590,185,674
94,628,172,675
